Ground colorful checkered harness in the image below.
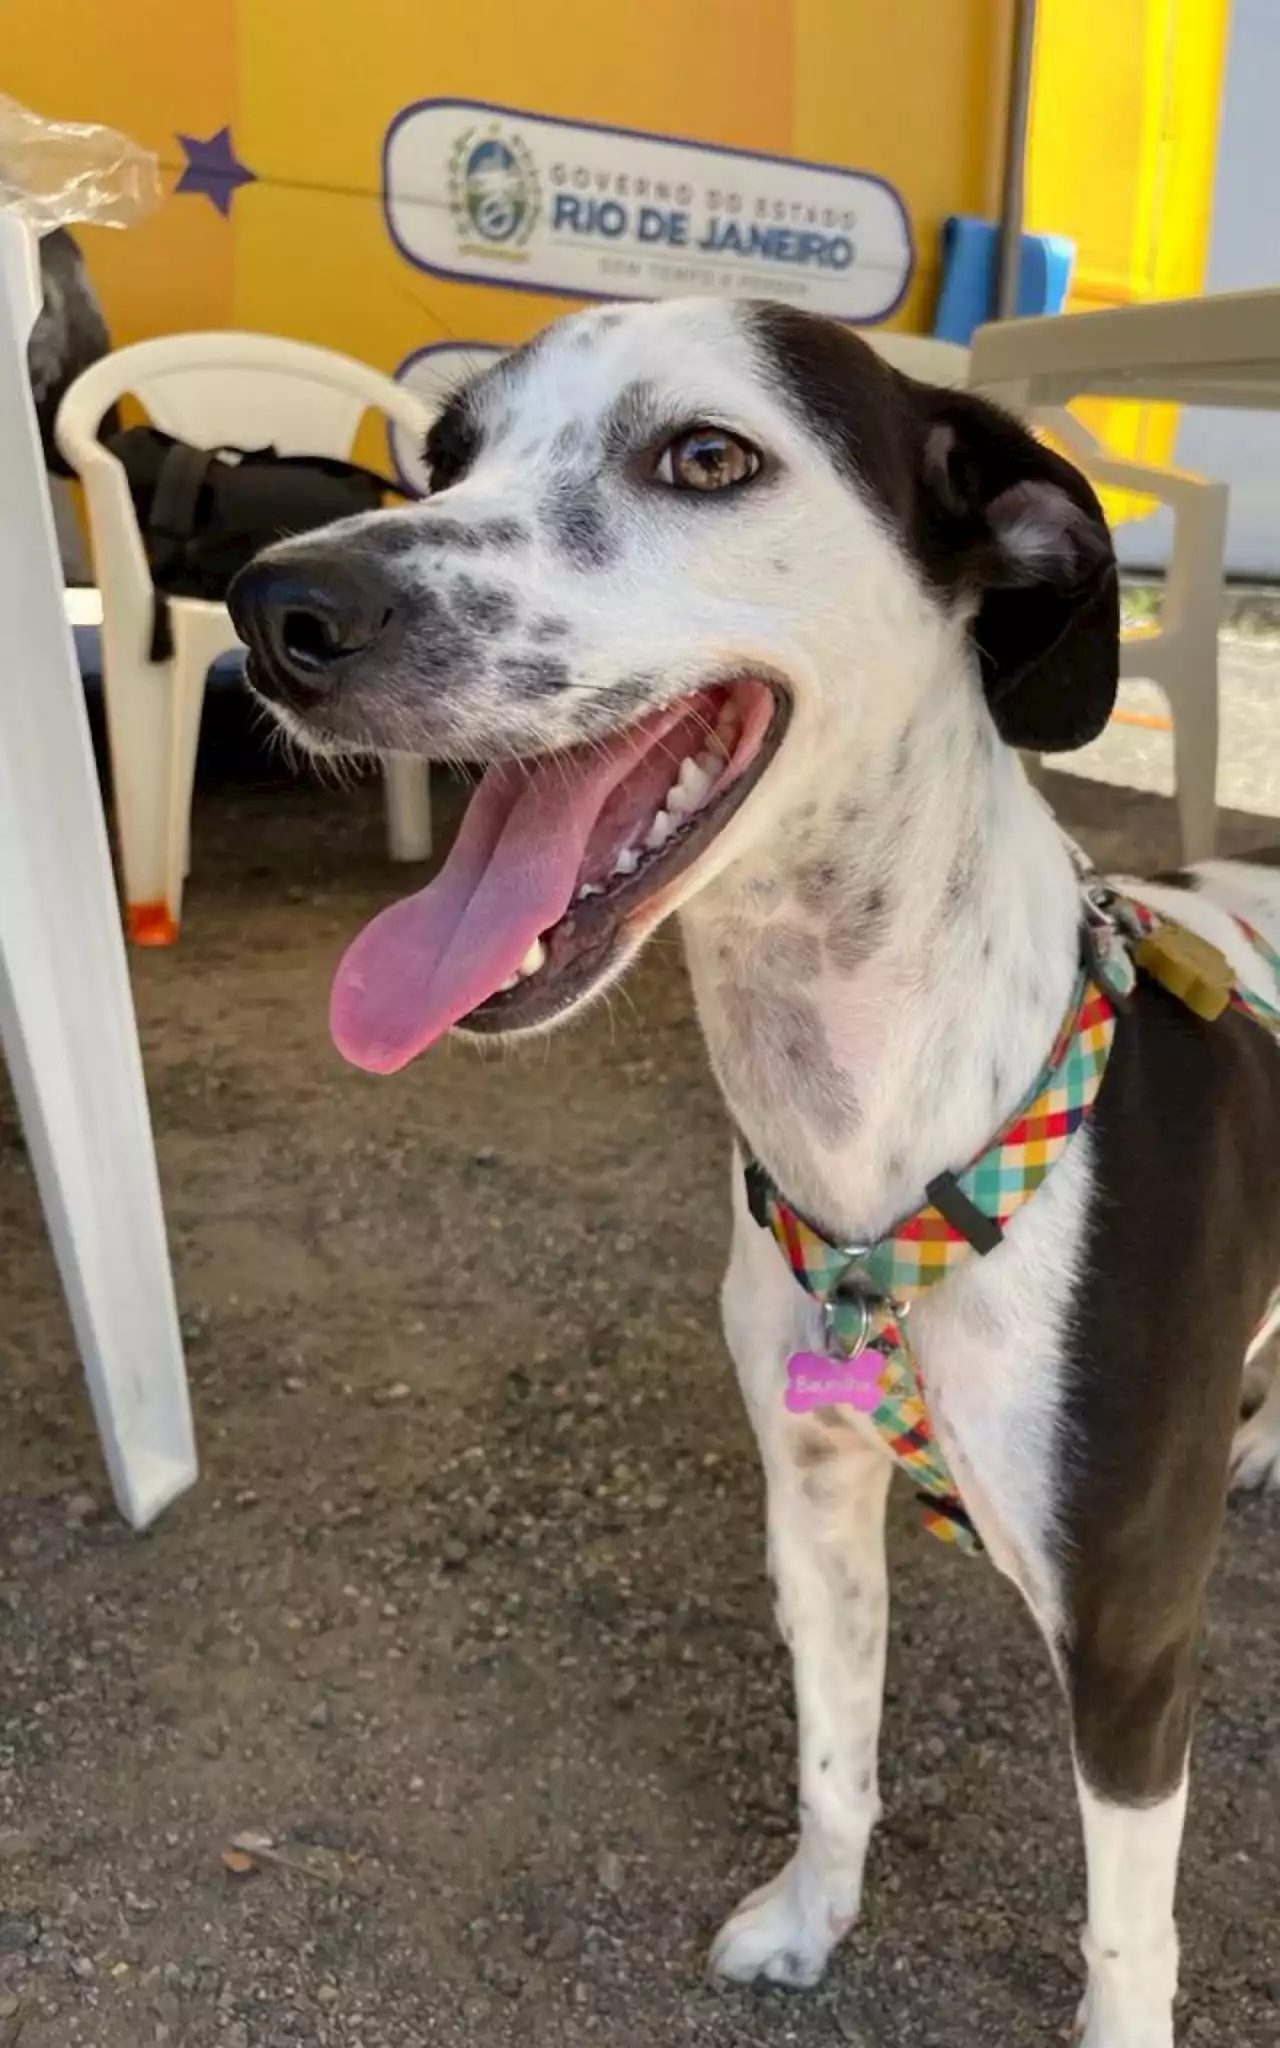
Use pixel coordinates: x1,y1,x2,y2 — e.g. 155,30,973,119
746,876,1280,1556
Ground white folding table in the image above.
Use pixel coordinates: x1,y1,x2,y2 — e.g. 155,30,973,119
0,209,195,1528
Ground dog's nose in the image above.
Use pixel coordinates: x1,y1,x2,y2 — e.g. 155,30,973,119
228,559,396,704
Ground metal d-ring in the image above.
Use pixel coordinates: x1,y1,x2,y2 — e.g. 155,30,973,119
823,1243,881,1357
822,1292,872,1358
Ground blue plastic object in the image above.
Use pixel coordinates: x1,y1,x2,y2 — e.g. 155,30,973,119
933,215,1075,345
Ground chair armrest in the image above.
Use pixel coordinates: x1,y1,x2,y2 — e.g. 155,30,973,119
1034,405,1219,513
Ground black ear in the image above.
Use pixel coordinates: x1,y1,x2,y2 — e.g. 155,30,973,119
906,382,1119,752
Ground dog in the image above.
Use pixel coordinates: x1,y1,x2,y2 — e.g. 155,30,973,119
229,297,1280,2047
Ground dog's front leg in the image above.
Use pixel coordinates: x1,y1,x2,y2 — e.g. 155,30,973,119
710,1185,892,1989
1065,1578,1201,2045
1073,1770,1186,2048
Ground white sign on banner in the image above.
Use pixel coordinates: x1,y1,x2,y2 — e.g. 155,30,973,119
382,99,913,324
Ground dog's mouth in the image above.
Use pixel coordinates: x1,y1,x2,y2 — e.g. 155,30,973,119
330,677,788,1071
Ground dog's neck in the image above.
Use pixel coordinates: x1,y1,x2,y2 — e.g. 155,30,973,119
679,671,1082,1244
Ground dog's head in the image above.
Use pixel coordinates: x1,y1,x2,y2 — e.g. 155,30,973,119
229,299,1117,1072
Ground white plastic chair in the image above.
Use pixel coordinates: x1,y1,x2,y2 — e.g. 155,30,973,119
56,332,435,944
873,329,1228,863
0,210,195,1527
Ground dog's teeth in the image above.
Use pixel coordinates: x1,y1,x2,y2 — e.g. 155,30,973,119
644,809,675,850
612,847,639,876
498,974,519,992
518,938,546,976
679,755,713,801
577,881,603,900
696,747,722,776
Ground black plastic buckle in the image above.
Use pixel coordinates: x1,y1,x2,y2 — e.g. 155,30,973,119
743,1157,772,1230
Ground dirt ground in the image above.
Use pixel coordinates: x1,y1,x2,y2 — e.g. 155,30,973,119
2,755,1279,2048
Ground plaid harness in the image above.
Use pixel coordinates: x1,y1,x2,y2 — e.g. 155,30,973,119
746,883,1280,1555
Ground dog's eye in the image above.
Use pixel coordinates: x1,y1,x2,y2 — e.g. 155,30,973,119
654,427,762,493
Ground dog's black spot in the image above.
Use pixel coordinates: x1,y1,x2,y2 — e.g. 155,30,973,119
602,379,662,460
745,300,910,509
413,518,523,555
481,518,530,548
772,557,791,575
820,1755,832,1775
893,723,914,782
759,926,823,985
451,576,518,633
795,860,840,914
499,654,572,696
405,585,482,674
597,671,658,711
1061,981,1280,1802
980,933,994,963
423,397,481,493
856,1768,872,1797
529,615,572,643
551,422,589,462
946,831,981,906
1146,867,1202,890
545,481,619,569
794,1432,838,1471
827,885,888,974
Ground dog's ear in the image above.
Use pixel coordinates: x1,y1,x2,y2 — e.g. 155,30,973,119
907,384,1119,752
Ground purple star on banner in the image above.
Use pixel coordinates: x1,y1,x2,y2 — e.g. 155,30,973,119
175,127,257,217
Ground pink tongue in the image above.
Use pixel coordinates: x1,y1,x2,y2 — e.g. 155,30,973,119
331,709,688,1073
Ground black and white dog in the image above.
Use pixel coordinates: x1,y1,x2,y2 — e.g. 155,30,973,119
230,299,1280,2048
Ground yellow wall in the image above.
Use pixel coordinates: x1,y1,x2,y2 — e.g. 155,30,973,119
1025,0,1231,506
9,0,1015,372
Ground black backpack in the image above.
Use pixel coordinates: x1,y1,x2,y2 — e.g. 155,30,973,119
106,425,412,660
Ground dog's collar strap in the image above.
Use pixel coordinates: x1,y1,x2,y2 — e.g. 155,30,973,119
750,965,1118,1303
746,956,1123,1554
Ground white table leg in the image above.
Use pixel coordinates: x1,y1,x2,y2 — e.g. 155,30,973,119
0,213,195,1529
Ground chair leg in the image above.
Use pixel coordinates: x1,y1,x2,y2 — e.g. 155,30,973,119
1168,677,1219,868
1160,481,1227,866
382,753,432,862
100,635,207,944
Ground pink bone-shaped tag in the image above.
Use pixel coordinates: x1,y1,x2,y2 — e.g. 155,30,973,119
785,1349,885,1416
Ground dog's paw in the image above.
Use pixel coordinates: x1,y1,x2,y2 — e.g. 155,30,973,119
708,1858,853,1989
1230,1408,1280,1493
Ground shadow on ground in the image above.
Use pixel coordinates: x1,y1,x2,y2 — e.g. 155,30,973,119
1,765,1278,2047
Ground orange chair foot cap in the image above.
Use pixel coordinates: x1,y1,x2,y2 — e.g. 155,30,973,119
128,903,180,946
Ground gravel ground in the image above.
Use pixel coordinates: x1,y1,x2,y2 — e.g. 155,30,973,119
2,696,1279,2047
